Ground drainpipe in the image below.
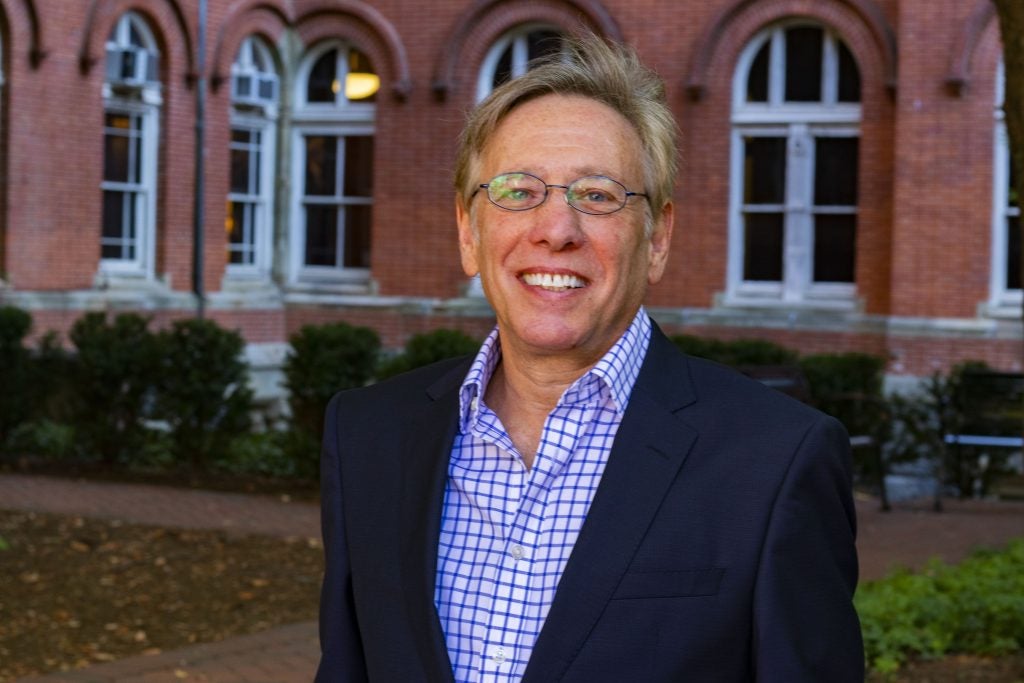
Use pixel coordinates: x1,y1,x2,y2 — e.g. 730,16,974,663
192,0,208,318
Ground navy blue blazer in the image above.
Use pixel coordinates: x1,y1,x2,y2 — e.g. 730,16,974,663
316,324,864,681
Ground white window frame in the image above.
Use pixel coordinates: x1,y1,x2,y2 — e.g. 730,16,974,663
227,37,278,281
475,23,562,102
99,12,160,280
289,41,375,288
726,22,861,308
989,62,1021,314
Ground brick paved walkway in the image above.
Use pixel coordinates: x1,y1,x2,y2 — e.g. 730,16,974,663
3,473,1023,682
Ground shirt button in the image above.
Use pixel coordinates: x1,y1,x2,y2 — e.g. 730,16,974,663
491,645,506,664
509,544,525,561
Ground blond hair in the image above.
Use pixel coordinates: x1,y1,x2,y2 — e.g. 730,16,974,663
454,34,678,223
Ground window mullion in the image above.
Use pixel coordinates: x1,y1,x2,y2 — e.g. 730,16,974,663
784,125,812,300
769,30,785,105
822,33,838,105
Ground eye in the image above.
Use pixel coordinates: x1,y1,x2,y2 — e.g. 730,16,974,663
488,173,542,206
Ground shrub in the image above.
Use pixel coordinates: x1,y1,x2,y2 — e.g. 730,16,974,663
68,312,161,464
377,329,479,379
152,318,254,469
799,351,888,445
670,334,798,367
284,321,381,443
0,306,34,453
856,539,1024,673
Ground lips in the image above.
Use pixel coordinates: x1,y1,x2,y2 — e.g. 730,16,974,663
521,272,587,291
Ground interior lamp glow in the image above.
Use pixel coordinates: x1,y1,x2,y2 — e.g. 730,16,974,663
345,72,380,100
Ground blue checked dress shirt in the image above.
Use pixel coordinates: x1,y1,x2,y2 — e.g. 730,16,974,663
434,309,651,683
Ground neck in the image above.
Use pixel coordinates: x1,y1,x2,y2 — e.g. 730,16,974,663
483,341,606,469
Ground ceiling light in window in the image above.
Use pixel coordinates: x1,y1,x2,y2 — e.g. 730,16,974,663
346,72,380,100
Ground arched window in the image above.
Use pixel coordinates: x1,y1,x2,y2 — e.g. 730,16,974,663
290,42,377,285
100,12,161,279
476,25,563,101
728,22,861,306
227,36,278,278
991,62,1020,311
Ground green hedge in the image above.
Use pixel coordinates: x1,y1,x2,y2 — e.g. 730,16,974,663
856,539,1024,673
377,329,479,380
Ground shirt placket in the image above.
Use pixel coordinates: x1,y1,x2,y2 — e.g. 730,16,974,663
477,399,595,682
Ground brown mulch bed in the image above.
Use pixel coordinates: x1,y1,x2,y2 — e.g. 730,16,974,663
0,509,322,681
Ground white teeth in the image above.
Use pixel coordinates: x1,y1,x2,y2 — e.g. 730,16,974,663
522,272,585,290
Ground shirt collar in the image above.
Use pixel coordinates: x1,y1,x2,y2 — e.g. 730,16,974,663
458,308,651,433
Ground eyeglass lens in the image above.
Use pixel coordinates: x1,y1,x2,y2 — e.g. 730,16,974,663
485,173,629,215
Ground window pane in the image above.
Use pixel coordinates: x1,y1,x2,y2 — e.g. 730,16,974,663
103,123,131,183
343,205,372,268
813,214,856,282
1007,215,1021,290
746,42,770,102
784,26,823,102
837,40,861,103
307,49,338,103
230,139,251,194
492,43,514,90
227,201,253,265
305,205,338,266
101,190,136,260
814,137,859,206
344,136,374,197
305,136,337,196
527,30,562,61
744,137,787,204
743,213,784,281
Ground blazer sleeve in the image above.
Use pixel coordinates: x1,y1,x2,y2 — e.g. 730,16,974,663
315,392,370,682
752,414,865,680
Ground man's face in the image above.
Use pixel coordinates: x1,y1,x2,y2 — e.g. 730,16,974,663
457,94,673,365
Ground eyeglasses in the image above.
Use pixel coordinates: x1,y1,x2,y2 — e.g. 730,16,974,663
474,172,648,215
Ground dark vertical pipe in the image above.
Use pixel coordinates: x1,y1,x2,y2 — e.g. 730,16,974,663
192,0,208,318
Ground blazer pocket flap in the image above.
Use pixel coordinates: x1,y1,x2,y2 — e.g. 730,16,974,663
613,568,725,599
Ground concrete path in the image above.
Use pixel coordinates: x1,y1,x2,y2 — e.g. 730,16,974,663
3,473,1023,682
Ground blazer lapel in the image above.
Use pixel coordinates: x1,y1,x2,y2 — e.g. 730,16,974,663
523,328,699,682
398,362,467,683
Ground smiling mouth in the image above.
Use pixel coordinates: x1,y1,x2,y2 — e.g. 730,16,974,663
521,272,587,291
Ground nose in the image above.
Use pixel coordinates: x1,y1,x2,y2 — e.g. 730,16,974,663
527,186,585,251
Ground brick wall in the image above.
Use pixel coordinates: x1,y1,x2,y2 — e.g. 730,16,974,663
0,0,1020,378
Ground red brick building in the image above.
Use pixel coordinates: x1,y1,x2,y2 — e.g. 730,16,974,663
0,0,1019,382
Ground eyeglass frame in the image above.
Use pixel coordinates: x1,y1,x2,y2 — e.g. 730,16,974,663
472,171,649,216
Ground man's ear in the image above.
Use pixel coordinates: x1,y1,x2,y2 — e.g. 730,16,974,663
647,201,674,285
456,196,479,277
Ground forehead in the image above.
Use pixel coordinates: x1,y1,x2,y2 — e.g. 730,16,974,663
479,94,644,181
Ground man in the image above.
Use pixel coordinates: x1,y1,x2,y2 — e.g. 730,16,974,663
316,35,863,682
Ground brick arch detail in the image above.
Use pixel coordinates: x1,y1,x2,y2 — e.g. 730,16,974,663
78,0,195,83
431,0,623,101
0,0,44,68
684,0,897,101
295,1,411,101
946,0,996,96
210,1,292,91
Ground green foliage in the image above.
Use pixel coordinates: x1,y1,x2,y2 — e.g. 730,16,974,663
152,318,254,469
377,329,479,379
218,429,319,481
8,419,77,460
0,306,34,453
284,321,381,444
669,334,798,367
800,352,888,434
856,539,1024,672
887,360,1017,499
68,312,161,464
